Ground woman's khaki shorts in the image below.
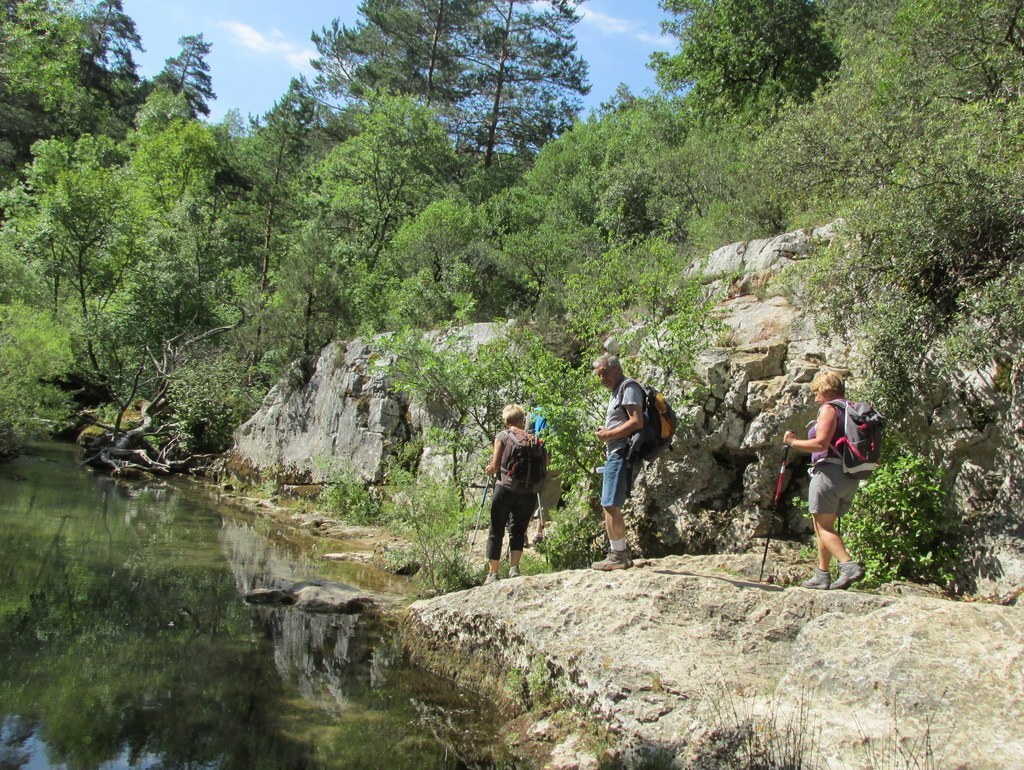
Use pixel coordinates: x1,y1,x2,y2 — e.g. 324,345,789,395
808,461,861,516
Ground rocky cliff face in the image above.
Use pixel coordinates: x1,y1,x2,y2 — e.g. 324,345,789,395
230,225,1024,598
230,338,408,485
229,323,506,487
405,556,1024,769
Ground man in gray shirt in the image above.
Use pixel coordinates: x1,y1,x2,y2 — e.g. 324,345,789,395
592,354,644,570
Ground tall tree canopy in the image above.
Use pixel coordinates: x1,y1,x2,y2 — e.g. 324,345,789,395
79,0,143,112
465,0,590,166
651,0,838,120
154,33,215,118
0,0,144,185
311,0,589,165
310,0,476,107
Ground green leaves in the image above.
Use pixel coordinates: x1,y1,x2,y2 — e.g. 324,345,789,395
311,0,589,165
316,93,457,262
562,237,722,385
653,0,839,122
0,302,73,440
153,33,215,119
843,452,958,589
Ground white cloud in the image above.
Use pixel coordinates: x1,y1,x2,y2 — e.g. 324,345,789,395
578,7,674,49
218,20,316,70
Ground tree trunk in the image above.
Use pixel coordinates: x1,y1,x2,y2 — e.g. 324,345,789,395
425,0,447,106
483,0,514,168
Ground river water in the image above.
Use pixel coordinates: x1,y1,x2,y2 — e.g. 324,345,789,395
0,443,511,769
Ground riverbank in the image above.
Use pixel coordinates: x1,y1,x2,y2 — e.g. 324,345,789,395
405,554,1024,769
217,487,1023,769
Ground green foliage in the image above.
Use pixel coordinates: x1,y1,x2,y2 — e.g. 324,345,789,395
843,452,958,589
379,327,512,485
539,486,605,571
310,0,477,107
311,0,589,166
129,99,219,216
165,354,262,454
563,237,723,384
308,92,459,334
653,0,839,122
380,324,608,488
381,196,488,328
524,657,564,710
757,6,1024,436
318,463,382,524
890,0,1024,102
0,0,144,184
317,93,457,254
515,552,551,577
0,302,73,439
383,468,476,595
153,33,215,118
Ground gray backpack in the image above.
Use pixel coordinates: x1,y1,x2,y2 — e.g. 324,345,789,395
829,400,885,479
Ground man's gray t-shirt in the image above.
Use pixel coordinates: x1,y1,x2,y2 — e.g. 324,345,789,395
605,378,644,453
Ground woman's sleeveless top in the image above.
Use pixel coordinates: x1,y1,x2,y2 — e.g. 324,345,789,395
810,401,847,465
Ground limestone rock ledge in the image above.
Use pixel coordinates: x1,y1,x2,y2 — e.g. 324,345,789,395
405,557,1024,769
227,225,1024,597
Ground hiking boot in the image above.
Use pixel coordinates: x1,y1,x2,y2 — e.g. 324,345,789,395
508,566,521,578
482,572,499,586
831,561,864,590
591,549,633,571
802,568,831,590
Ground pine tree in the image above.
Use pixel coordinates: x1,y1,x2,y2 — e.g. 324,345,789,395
154,33,215,118
311,0,588,165
79,0,145,133
311,0,478,108
466,0,589,166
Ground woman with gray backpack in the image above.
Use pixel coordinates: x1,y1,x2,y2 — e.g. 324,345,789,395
783,370,867,590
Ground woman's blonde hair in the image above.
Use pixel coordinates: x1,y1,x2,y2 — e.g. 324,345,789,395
502,404,527,428
810,370,846,397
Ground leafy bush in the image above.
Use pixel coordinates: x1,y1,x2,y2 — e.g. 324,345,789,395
842,452,958,589
0,302,72,441
539,485,606,571
384,469,476,595
318,463,381,524
167,355,263,454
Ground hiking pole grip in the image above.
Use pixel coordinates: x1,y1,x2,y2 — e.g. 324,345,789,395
759,444,791,582
774,445,790,500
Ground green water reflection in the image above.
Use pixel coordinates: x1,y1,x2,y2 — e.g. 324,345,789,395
0,443,509,769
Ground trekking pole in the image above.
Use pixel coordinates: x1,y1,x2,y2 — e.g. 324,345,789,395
467,476,493,557
759,445,790,582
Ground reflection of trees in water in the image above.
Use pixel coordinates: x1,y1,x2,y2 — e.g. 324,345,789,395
0,466,322,770
218,519,389,713
0,450,509,769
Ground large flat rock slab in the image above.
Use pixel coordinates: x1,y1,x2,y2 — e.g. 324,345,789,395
406,555,1024,768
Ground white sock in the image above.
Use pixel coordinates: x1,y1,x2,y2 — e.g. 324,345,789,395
610,538,627,552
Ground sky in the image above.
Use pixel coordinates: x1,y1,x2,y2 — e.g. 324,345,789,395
120,0,677,123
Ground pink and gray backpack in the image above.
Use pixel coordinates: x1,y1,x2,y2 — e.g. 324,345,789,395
828,400,885,479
